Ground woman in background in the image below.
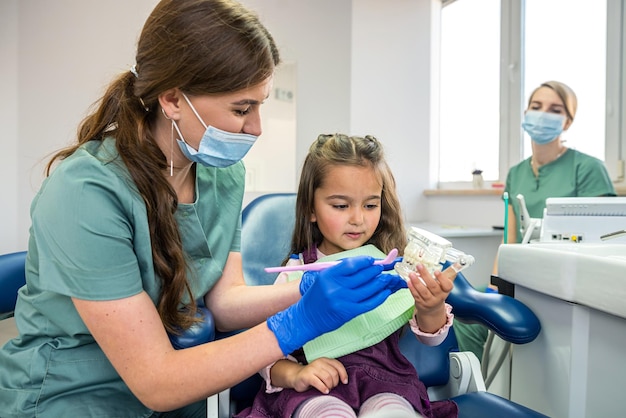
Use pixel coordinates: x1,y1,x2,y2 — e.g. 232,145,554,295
457,80,617,363
504,80,615,244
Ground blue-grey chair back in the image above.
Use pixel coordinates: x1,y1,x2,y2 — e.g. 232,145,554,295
0,251,27,318
241,193,297,286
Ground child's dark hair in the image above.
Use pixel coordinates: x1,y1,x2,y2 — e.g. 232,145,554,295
286,133,407,264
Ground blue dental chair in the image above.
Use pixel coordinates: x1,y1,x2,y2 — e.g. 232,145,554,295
0,194,546,417
221,193,547,418
0,251,27,320
0,251,27,353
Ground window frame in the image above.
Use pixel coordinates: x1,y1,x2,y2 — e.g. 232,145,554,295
438,0,625,188
605,0,626,183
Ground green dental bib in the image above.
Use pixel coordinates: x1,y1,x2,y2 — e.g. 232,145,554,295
287,245,415,362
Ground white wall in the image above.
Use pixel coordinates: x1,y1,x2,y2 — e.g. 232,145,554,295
2,0,504,265
3,0,159,254
0,0,19,254
243,62,297,192
351,0,436,222
241,0,354,171
240,0,353,193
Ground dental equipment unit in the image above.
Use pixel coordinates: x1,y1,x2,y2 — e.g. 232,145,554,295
496,197,626,417
539,196,626,243
517,194,542,244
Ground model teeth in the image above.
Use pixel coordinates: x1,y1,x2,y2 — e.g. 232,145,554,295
404,243,439,269
395,226,475,281
403,244,421,265
394,243,440,281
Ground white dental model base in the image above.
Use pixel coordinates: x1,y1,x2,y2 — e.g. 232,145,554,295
394,227,475,281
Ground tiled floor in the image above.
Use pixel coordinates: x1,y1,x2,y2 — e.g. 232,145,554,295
0,317,18,346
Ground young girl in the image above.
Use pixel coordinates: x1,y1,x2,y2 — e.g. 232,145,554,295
236,134,459,418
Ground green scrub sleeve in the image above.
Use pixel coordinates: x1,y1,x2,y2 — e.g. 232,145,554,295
31,155,145,301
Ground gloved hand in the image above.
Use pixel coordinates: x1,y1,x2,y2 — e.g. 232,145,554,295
267,255,408,355
299,256,403,296
299,271,316,295
382,256,403,272
379,271,408,293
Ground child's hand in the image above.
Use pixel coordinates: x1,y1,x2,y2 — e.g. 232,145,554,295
290,357,348,394
406,264,456,333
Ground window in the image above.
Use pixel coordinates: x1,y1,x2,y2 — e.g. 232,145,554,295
438,0,500,183
437,0,625,186
523,0,606,161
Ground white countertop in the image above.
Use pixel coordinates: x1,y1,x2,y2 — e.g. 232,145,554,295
408,222,503,239
498,242,626,319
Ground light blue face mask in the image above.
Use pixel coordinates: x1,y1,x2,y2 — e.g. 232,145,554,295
521,110,566,145
172,93,258,168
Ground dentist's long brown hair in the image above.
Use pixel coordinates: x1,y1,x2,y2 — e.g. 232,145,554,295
46,0,280,333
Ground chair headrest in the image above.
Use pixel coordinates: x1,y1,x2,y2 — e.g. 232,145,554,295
0,251,27,315
241,193,297,286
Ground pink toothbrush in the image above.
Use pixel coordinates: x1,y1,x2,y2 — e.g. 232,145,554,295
264,248,399,273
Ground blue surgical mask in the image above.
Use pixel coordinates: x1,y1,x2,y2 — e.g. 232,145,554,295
172,93,258,168
522,110,565,145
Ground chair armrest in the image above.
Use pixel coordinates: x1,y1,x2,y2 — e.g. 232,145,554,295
427,351,486,401
165,309,233,418
168,307,215,349
399,325,458,388
444,262,541,344
0,251,27,317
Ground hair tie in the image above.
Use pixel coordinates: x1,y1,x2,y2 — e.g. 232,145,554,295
130,65,149,112
130,64,139,78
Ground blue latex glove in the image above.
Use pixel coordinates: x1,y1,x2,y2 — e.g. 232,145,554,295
299,271,315,295
299,256,403,295
379,271,408,293
382,256,403,271
267,255,407,355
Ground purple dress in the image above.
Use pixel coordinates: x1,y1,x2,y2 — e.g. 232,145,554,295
234,329,458,418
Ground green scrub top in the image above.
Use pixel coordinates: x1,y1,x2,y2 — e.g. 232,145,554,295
0,138,244,417
504,148,615,243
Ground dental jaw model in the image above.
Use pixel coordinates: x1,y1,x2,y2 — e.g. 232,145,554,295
394,227,475,281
